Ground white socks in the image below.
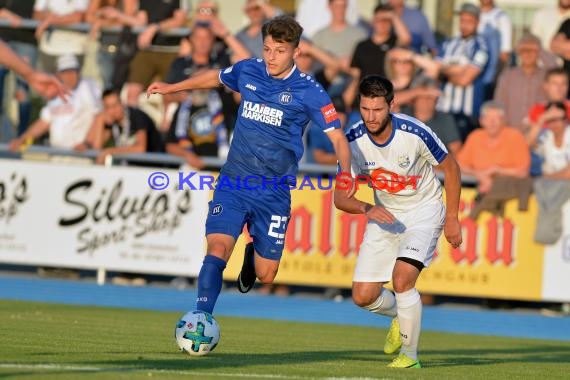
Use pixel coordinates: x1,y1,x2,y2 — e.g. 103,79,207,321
362,288,397,317
395,288,422,360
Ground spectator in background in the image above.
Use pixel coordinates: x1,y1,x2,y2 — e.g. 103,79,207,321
401,75,462,156
0,1,38,139
163,21,249,137
125,0,188,107
78,88,164,164
349,4,411,80
85,0,141,90
387,0,437,55
523,68,570,176
345,4,411,111
478,0,512,100
311,0,366,100
457,101,530,195
235,0,282,58
384,47,441,111
33,0,89,74
435,3,489,141
526,68,570,130
494,34,550,131
297,38,351,118
9,54,101,151
181,1,249,135
295,0,361,39
165,83,229,169
531,0,570,54
529,102,570,179
312,0,367,72
550,16,570,97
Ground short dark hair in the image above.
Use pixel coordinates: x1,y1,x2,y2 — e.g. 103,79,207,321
358,75,394,104
261,15,303,47
545,67,569,82
546,101,567,113
374,3,393,14
102,88,120,100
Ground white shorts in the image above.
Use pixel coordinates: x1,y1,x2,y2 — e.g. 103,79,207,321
353,201,445,283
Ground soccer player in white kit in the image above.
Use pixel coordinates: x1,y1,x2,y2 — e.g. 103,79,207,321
334,75,462,368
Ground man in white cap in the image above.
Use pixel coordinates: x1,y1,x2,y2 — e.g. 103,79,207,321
9,54,101,151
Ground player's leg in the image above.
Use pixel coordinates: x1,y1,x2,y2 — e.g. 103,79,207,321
352,281,400,355
195,233,236,314
197,190,248,313
238,188,290,293
387,259,423,368
351,222,400,353
388,201,444,368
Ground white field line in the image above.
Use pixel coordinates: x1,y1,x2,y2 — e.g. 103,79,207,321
0,363,391,380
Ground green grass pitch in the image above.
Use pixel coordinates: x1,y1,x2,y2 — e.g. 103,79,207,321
1,300,569,379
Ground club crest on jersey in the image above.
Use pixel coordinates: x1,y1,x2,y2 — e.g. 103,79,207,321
398,154,411,168
279,92,292,105
211,204,223,216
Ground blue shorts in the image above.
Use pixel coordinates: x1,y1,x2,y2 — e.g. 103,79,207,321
205,182,291,261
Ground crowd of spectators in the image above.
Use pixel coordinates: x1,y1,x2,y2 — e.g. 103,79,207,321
1,0,570,231
0,1,566,176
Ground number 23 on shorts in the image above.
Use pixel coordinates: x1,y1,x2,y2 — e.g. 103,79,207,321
268,215,288,240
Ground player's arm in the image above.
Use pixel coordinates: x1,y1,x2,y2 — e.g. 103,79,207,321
436,155,462,248
327,129,356,198
147,69,222,97
333,182,396,224
0,39,66,99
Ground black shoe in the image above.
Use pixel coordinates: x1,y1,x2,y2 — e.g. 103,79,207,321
237,242,256,293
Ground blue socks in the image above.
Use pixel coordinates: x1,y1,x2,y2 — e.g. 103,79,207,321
196,255,227,314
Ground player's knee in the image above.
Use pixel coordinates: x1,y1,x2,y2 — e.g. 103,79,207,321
255,267,278,284
207,242,231,261
352,290,375,308
391,276,414,293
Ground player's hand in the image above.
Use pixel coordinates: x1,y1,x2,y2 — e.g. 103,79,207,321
27,71,69,100
345,176,357,198
444,217,462,249
365,204,396,224
146,81,169,97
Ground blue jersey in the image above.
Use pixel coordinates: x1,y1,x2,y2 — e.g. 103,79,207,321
218,58,341,178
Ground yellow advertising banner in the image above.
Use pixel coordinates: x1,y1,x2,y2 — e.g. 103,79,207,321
417,188,544,301
223,181,545,301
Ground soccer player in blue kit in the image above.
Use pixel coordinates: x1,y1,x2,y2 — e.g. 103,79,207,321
147,16,355,314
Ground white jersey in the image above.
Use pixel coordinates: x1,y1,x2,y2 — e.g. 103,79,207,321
40,78,101,149
346,113,448,213
535,126,570,175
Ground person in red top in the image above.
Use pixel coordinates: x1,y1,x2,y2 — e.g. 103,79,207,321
526,67,570,127
458,101,530,194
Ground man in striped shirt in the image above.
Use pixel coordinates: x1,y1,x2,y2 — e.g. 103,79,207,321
435,3,489,141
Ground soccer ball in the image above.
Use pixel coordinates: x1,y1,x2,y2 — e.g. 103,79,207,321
175,310,220,356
